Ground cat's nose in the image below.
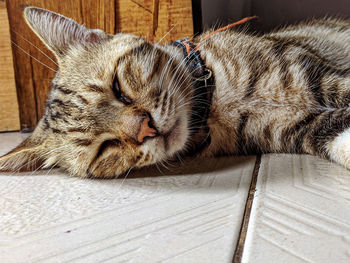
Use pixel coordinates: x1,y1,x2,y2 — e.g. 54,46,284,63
137,117,157,143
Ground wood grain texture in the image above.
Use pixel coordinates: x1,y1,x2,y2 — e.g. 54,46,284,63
6,0,193,130
116,0,193,42
0,1,20,131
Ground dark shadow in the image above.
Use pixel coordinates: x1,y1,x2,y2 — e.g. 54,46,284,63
128,155,256,178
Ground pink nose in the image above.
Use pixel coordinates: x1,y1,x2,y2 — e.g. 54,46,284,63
137,117,157,143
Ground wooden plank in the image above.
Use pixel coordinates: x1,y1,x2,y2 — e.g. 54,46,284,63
116,0,193,42
6,0,194,130
0,0,20,131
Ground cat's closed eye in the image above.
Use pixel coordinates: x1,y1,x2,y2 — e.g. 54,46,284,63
112,74,132,105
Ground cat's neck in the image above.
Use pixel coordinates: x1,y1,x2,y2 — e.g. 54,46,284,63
195,31,254,156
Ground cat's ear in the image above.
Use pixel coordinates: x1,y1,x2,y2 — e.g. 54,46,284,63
0,136,46,173
23,6,108,58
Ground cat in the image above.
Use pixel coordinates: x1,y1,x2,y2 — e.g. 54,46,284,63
1,6,350,178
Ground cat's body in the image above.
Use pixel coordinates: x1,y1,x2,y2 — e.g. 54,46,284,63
1,7,350,178
200,19,350,162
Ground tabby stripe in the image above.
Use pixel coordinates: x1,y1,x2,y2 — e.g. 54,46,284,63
43,116,50,129
50,98,65,107
299,53,350,107
54,85,75,95
267,37,350,106
269,40,293,88
280,60,293,88
220,58,233,84
51,128,62,133
266,36,350,73
147,51,162,82
154,96,160,108
263,124,273,150
68,128,88,133
49,109,69,125
87,140,122,177
245,51,269,98
49,99,80,117
120,59,138,91
340,91,350,108
143,152,150,163
328,85,350,108
237,112,249,154
48,99,68,121
267,36,350,106
206,40,239,88
77,95,89,105
86,168,94,178
310,108,350,156
74,139,92,146
89,85,104,93
131,42,154,57
327,83,339,107
161,91,168,114
51,99,80,112
96,140,122,160
281,112,320,153
299,53,326,106
134,151,145,164
97,100,110,109
118,42,154,66
231,58,241,89
50,111,62,121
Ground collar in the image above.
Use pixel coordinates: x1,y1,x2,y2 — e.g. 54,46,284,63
169,17,257,155
171,38,215,155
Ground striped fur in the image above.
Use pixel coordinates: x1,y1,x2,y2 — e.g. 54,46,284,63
1,7,350,178
201,18,350,166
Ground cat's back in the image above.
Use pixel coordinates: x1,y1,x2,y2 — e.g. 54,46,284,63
267,17,350,67
197,18,350,157
197,17,350,103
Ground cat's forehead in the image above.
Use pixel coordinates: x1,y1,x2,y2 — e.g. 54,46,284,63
56,34,157,84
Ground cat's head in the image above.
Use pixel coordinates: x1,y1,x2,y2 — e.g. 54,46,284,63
0,7,194,178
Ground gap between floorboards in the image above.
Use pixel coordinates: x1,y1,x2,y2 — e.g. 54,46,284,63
232,154,261,263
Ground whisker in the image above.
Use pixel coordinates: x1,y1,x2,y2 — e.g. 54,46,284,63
156,23,178,44
165,53,195,95
7,144,71,176
11,41,57,72
167,56,197,98
176,152,185,165
159,159,171,171
43,161,58,177
11,29,59,66
27,160,49,177
117,167,133,190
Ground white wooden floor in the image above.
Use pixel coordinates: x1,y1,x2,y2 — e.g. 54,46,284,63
0,132,350,263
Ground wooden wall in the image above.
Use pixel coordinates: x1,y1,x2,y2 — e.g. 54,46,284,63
0,0,20,132
5,0,193,131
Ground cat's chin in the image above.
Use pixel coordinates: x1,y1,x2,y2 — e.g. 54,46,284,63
162,116,189,156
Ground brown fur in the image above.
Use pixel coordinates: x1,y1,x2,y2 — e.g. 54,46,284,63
1,7,350,178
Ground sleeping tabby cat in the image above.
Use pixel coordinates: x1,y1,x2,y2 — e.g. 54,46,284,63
1,6,350,178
